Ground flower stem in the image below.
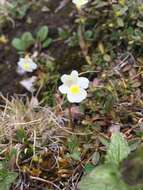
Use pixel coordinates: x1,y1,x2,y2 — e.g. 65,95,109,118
68,104,73,130
77,10,92,65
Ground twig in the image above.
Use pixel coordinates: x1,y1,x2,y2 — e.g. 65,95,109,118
79,70,98,76
10,119,42,126
30,176,61,190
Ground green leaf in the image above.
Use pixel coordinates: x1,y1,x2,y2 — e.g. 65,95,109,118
58,28,70,40
21,32,35,50
0,162,17,190
106,132,130,165
21,32,34,43
67,136,79,152
70,151,81,161
37,26,49,42
79,164,128,190
84,163,95,173
84,30,93,41
12,38,24,51
16,128,28,143
128,139,141,151
42,38,52,48
3,172,17,190
12,32,35,51
0,172,17,190
98,135,110,147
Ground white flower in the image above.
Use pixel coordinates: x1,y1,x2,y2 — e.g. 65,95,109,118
17,55,37,73
0,0,7,5
20,76,37,92
72,0,88,9
59,70,89,103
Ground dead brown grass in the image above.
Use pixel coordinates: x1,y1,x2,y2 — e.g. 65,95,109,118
0,94,67,143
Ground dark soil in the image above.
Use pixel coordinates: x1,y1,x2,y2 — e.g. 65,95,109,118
0,0,83,96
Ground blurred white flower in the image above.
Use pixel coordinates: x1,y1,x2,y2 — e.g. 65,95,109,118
59,70,89,103
0,0,7,5
20,76,37,92
72,0,88,9
17,55,37,74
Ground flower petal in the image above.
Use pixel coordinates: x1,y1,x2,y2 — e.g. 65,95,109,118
71,70,78,78
17,58,24,67
20,76,37,92
67,88,87,103
62,75,78,87
17,66,26,75
72,0,88,8
78,77,89,89
61,74,68,83
58,85,69,94
29,60,37,70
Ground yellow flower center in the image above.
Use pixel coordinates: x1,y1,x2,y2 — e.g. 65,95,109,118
23,62,30,70
70,85,80,95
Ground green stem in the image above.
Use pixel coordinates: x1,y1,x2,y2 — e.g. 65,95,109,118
68,104,73,130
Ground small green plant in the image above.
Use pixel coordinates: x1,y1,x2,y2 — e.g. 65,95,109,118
12,32,35,52
10,0,31,19
0,0,31,27
58,27,71,40
66,135,81,161
0,162,17,190
78,132,143,190
12,26,52,53
36,26,52,48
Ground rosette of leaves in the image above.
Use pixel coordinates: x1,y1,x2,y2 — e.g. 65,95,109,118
12,26,52,52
